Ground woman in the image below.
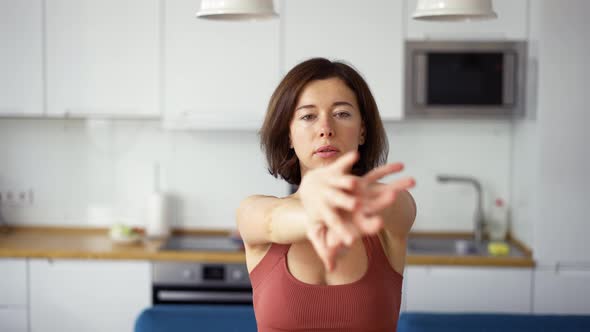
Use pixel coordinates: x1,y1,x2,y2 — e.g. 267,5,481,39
237,58,417,332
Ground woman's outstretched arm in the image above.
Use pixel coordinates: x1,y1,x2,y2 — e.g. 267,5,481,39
236,194,309,246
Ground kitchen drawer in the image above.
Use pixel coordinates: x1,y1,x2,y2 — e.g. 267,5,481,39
405,266,532,313
0,308,28,332
0,259,27,306
29,259,151,332
534,267,590,314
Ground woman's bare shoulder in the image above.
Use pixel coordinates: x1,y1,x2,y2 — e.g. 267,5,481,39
240,193,295,207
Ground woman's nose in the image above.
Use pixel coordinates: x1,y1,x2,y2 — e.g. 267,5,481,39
319,117,334,137
320,129,333,137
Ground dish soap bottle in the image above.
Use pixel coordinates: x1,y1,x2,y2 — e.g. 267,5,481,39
145,162,170,239
487,198,508,241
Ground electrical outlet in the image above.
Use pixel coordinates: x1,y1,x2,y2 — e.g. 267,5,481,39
0,188,33,206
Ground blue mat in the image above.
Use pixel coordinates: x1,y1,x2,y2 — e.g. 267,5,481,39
135,306,590,332
398,312,590,332
134,305,257,332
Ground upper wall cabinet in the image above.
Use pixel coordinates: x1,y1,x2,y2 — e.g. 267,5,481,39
163,0,280,130
45,0,160,118
405,0,529,40
0,0,43,116
283,0,404,121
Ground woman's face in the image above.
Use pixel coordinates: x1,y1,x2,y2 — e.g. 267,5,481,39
289,77,365,177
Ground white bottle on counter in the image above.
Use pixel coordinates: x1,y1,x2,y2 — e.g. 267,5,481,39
145,163,170,239
487,198,509,241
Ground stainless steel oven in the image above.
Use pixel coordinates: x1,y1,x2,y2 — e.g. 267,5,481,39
153,235,252,305
405,40,527,118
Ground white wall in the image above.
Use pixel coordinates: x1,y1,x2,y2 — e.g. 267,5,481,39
0,118,511,231
511,0,590,255
531,0,590,263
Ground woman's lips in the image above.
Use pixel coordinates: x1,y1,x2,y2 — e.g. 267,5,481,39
315,151,339,158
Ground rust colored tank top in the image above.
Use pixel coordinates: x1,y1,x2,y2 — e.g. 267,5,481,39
249,235,403,332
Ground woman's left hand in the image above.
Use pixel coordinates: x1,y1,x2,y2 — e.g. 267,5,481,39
309,161,416,271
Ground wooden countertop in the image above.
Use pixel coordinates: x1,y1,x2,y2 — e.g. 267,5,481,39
0,226,246,263
0,227,534,267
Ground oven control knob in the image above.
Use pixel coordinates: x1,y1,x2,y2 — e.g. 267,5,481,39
231,269,243,280
182,269,194,279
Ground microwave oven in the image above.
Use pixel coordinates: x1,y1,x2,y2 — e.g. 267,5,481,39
404,40,527,118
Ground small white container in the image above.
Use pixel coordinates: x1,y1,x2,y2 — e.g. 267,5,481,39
145,162,170,239
145,192,169,239
487,198,508,241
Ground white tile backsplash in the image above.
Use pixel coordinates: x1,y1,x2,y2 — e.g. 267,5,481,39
0,118,511,231
385,119,512,231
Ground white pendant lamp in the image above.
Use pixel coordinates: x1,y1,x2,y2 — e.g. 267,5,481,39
196,0,278,21
413,0,497,21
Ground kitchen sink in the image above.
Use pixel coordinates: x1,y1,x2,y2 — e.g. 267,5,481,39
407,236,526,257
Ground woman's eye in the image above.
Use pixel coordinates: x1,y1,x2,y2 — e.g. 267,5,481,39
301,114,315,120
335,111,351,118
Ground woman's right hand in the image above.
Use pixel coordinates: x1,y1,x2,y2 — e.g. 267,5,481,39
299,151,414,271
298,151,362,247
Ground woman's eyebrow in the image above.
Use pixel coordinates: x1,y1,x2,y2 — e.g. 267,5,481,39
295,101,354,112
295,104,316,112
332,101,354,108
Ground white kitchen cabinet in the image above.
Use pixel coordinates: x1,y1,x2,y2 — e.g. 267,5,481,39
0,258,28,306
283,0,404,121
163,0,280,130
514,1,590,315
0,259,28,332
0,0,43,116
29,259,151,332
0,308,28,332
405,266,532,313
527,0,590,265
533,266,590,315
45,0,160,118
405,0,529,40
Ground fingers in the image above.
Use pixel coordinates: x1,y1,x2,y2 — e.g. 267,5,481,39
353,212,384,234
307,224,340,272
386,176,416,192
325,187,358,211
362,162,404,185
362,177,416,215
327,175,358,192
330,150,359,174
321,206,356,246
363,190,397,216
307,224,334,271
326,227,341,249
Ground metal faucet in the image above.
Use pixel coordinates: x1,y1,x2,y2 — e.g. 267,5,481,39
436,175,485,244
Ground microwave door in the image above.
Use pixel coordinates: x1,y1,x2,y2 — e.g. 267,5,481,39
427,52,504,106
503,52,516,107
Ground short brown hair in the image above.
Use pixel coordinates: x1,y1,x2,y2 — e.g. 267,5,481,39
259,58,388,185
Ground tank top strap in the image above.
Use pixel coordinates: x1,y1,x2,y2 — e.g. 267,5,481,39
360,235,374,261
364,234,393,271
249,242,291,290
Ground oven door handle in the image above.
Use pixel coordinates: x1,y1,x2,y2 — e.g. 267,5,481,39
157,290,253,302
